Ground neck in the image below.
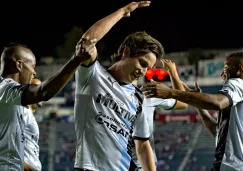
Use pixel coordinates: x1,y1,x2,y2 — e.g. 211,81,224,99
1,72,20,83
108,62,128,84
28,105,35,113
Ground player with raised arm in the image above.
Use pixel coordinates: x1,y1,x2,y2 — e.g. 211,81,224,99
74,1,164,171
142,52,243,171
0,37,96,170
131,59,188,170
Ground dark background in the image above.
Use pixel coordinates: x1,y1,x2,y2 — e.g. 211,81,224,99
0,0,242,60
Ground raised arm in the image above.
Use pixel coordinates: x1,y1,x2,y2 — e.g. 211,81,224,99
79,1,151,66
162,59,185,91
21,39,96,106
162,59,188,109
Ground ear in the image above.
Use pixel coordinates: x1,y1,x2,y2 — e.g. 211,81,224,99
16,60,23,72
121,47,130,60
240,64,243,71
236,64,243,76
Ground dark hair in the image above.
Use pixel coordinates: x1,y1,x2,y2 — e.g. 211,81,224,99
111,31,164,63
3,42,30,53
227,52,243,66
4,42,29,49
1,42,31,62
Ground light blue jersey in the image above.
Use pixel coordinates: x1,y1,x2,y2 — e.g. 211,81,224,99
74,61,150,171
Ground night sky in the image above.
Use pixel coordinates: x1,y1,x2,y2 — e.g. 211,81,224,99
0,0,242,61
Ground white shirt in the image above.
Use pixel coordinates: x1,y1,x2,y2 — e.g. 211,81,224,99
214,78,243,171
131,97,176,168
74,61,150,171
24,109,41,171
0,77,27,171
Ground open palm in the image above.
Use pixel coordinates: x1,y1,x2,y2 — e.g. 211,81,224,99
123,1,151,17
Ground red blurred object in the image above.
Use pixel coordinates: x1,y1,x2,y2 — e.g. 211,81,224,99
155,68,168,80
145,69,155,80
145,68,169,80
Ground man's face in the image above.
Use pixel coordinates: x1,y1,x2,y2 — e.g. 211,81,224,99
221,57,238,83
121,52,157,83
18,49,36,85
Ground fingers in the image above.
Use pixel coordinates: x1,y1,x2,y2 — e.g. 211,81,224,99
141,84,156,93
75,38,97,58
138,1,151,7
141,84,154,91
90,39,97,44
161,59,175,68
78,37,97,45
85,45,95,54
144,93,156,98
81,39,97,51
142,88,156,98
161,59,172,62
141,80,160,90
150,79,159,84
194,81,202,92
181,82,191,92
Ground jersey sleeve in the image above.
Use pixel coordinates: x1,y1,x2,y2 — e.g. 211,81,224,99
0,78,27,105
218,78,243,107
75,60,102,93
132,102,150,140
149,98,177,110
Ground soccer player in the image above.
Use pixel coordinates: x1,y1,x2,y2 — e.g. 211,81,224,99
74,1,164,171
141,52,243,171
0,38,96,170
131,59,188,170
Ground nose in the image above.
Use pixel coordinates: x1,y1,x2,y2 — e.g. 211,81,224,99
141,67,148,76
33,70,36,76
37,102,42,108
220,71,224,77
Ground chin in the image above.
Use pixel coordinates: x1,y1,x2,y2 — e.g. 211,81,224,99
222,79,227,84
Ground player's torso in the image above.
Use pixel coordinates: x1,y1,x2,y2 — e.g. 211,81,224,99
0,103,26,170
74,63,141,170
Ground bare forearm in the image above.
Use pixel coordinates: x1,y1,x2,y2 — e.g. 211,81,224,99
169,71,185,91
82,8,125,41
170,90,223,110
136,142,156,171
23,56,83,105
195,108,217,138
39,56,81,100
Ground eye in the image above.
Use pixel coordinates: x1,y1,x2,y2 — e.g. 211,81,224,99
139,59,148,68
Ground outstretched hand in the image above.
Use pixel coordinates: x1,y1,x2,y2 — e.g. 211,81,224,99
161,59,177,72
75,37,97,62
123,1,151,17
141,79,172,98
